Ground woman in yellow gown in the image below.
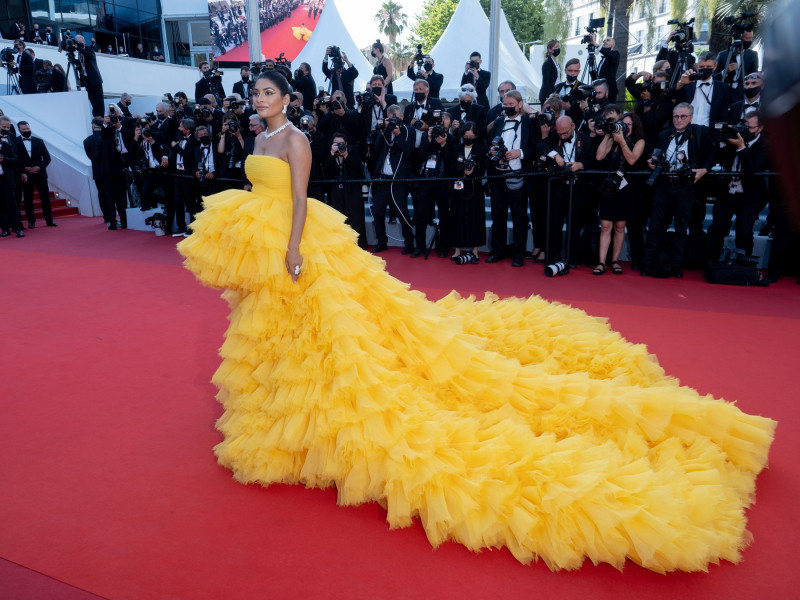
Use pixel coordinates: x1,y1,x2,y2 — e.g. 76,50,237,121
178,72,776,573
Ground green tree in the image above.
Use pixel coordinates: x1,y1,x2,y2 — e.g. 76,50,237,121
410,0,545,53
375,1,409,45
542,0,571,66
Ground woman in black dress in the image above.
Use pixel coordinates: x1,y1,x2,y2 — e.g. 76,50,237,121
371,40,393,96
450,122,486,264
594,109,646,274
539,39,561,104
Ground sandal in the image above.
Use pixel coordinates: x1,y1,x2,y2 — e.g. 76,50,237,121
470,254,480,264
611,260,623,274
533,250,546,263
592,262,606,275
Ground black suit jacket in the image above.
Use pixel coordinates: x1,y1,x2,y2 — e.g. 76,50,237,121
402,97,445,129
19,51,37,94
10,24,26,41
598,46,620,100
655,124,715,172
713,48,759,84
540,57,559,103
194,76,225,103
728,98,762,123
0,140,18,187
677,81,729,130
50,68,67,92
407,65,444,99
488,115,537,172
537,130,595,171
43,30,59,46
321,63,359,108
372,124,416,179
717,134,769,204
83,131,103,179
460,69,491,108
293,74,317,111
14,135,51,178
170,135,198,174
232,79,250,101
447,103,487,138
76,45,103,86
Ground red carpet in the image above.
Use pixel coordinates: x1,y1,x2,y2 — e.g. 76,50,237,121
217,6,317,63
1,216,798,599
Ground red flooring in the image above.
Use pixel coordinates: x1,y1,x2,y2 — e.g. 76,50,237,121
1,216,798,599
216,6,318,63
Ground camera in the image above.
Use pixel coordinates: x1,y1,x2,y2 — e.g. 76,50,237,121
646,148,668,186
334,141,347,153
228,119,239,133
583,102,602,122
414,44,425,67
108,104,119,124
581,17,605,45
469,59,480,70
672,152,696,184
0,47,16,65
715,121,748,140
431,124,447,139
175,108,185,119
535,109,556,127
456,156,476,172
330,99,343,111
34,69,52,92
300,116,312,130
572,84,596,102
489,136,509,168
60,37,77,52
225,96,243,109
381,115,403,130
545,262,569,277
357,89,376,108
328,45,343,71
600,120,629,137
599,170,624,198
720,11,755,43
667,18,695,51
275,52,291,69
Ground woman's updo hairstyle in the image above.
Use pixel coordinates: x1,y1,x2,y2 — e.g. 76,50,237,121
373,39,384,54
257,70,293,97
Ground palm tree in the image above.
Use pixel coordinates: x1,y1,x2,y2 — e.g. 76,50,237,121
375,1,408,46
385,42,413,81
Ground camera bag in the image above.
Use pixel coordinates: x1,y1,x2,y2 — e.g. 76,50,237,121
704,262,767,286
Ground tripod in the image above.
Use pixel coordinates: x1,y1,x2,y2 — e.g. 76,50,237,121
64,53,82,91
3,65,20,95
581,45,598,83
668,47,693,92
723,40,745,92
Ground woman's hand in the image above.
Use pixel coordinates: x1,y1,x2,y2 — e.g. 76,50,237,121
286,247,303,283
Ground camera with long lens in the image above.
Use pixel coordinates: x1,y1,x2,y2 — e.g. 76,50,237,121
544,261,569,277
572,84,596,103
175,107,185,119
431,124,447,139
1,47,17,67
414,44,425,67
358,88,377,108
580,17,605,45
334,141,347,154
225,96,243,110
600,120,629,137
645,148,667,186
583,102,602,122
329,99,343,111
227,119,239,133
381,115,403,131
535,109,556,127
328,45,343,71
489,136,509,169
667,18,695,51
715,121,748,141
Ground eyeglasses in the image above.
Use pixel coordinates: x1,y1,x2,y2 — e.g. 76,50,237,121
673,114,691,119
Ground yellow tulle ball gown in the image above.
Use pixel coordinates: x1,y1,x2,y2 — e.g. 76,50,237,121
178,154,776,573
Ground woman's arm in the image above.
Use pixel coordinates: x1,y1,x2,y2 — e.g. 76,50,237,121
621,138,645,166
383,57,393,82
285,132,310,283
596,134,614,161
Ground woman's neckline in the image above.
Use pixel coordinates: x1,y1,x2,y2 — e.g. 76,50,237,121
250,154,289,165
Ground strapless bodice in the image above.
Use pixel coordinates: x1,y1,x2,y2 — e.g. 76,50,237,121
246,155,292,196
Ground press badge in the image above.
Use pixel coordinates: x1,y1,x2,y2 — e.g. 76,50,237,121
426,155,437,170
454,180,464,190
617,170,628,190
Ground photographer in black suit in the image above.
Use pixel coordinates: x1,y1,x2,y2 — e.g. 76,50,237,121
167,118,197,236
728,72,763,123
97,107,132,229
323,132,368,249
642,103,715,277
232,65,251,102
676,52,728,131
707,111,769,263
407,54,444,99
73,35,105,117
460,51,491,108
133,120,172,212
371,105,416,254
15,41,37,94
588,33,620,101
713,28,759,104
83,117,112,223
14,122,55,228
194,62,225,104
292,63,317,111
0,136,24,237
322,46,359,108
447,83,487,140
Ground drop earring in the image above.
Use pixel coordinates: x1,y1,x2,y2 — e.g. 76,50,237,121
282,105,287,114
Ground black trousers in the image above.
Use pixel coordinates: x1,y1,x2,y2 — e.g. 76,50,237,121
644,180,694,268
22,173,52,225
371,179,413,249
545,180,582,264
329,183,367,249
99,173,127,228
707,191,761,260
169,176,198,233
489,180,527,261
528,177,547,251
86,83,105,118
140,171,171,210
93,176,112,223
415,179,451,251
0,178,23,232
627,182,652,267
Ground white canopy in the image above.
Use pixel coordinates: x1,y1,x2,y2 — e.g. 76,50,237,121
293,0,375,96
393,0,540,104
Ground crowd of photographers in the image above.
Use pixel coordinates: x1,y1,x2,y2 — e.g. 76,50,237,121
3,21,793,280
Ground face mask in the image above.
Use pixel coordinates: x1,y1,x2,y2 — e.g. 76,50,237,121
20,132,31,139
744,86,761,99
199,137,210,145
552,48,561,57
371,51,376,58
158,113,166,120
242,76,249,82
371,87,382,96
742,40,752,50
463,137,475,146
424,63,433,72
698,68,713,81
460,101,472,110
566,74,577,84
414,92,426,103
503,106,517,117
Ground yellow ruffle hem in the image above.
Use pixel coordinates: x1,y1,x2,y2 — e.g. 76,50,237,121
178,155,776,573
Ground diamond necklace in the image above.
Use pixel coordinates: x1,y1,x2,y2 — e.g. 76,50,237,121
264,120,292,140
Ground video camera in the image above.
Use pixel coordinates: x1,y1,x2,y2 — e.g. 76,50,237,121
414,44,425,67
720,11,756,44
328,45,343,71
715,121,748,140
275,52,291,69
581,17,605,46
667,18,695,52
0,47,16,66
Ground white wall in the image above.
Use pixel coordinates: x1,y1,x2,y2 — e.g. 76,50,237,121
161,0,207,19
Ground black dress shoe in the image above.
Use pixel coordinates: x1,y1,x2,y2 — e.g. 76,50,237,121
511,258,524,267
16,230,25,238
46,222,58,227
28,222,35,229
410,248,424,258
437,248,447,258
486,254,503,263
371,242,388,254
401,246,414,255
0,231,9,237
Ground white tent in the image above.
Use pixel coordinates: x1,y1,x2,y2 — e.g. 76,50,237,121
293,0,375,97
393,0,540,103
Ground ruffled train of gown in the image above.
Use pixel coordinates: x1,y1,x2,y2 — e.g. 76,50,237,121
178,155,776,573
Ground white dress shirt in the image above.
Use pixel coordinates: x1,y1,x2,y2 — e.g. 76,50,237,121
691,81,713,128
499,115,523,171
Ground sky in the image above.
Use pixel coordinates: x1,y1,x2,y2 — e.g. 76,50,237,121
338,0,429,49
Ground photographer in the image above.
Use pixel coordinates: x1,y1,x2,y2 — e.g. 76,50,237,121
322,46,359,108
676,52,728,131
413,115,456,257
154,102,179,142
371,40,393,95
317,90,361,145
714,27,759,104
193,97,221,138
642,103,715,278
588,33,620,101
132,119,172,211
448,84,487,140
450,122,486,264
232,65,251,102
217,112,245,185
729,72,763,122
71,35,105,117
15,41,36,94
0,133,24,238
322,132,368,249
44,60,66,93
539,40,562,104
295,114,327,202
460,51,491,108
593,107,646,275
193,125,219,200
370,105,416,254
97,108,132,229
486,90,534,267
552,59,585,125
292,63,317,111
407,53,443,100
43,26,58,47
632,70,674,155
403,79,444,140
168,118,198,236
707,111,769,263
536,116,595,268
83,117,112,223
194,62,226,104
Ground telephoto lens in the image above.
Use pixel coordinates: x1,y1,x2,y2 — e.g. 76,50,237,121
544,262,569,277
